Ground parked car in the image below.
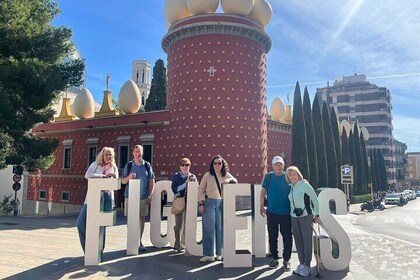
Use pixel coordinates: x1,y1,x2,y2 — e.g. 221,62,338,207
403,190,415,200
416,190,420,197
384,193,400,205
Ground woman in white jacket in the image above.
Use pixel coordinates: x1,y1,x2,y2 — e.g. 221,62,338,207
76,147,118,253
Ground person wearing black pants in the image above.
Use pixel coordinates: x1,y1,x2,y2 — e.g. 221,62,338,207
260,156,292,270
266,212,293,265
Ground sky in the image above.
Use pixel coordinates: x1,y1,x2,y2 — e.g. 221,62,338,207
53,0,420,152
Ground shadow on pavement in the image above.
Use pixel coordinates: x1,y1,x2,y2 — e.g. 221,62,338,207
5,245,352,280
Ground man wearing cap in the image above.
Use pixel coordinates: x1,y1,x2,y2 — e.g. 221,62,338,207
260,156,292,270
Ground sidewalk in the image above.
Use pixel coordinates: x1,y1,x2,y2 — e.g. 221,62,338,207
346,203,420,280
0,204,418,279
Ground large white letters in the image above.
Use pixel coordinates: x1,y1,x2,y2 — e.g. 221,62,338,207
317,188,352,271
85,178,120,266
251,184,266,257
223,183,252,267
184,181,203,256
126,179,141,255
150,180,175,248
85,179,352,271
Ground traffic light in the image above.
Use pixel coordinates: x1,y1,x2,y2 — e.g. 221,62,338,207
12,165,23,175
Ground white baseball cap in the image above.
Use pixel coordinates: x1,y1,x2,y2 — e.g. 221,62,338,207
272,156,284,165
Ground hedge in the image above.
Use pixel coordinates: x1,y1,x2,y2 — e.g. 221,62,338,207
351,194,372,204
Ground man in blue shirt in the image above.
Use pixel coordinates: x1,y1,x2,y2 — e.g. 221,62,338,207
122,145,155,252
260,156,292,270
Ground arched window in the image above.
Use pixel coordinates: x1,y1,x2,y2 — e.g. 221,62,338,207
136,70,139,83
142,70,145,83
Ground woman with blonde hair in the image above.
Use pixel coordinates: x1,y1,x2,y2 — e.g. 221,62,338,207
286,166,319,277
76,147,118,253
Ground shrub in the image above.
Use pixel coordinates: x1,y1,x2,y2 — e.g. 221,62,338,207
351,194,371,204
0,195,18,215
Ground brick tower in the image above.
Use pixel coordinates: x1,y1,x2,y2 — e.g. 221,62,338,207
162,13,272,182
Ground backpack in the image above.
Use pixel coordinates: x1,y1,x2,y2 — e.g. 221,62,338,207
263,173,272,207
121,160,152,188
126,160,151,178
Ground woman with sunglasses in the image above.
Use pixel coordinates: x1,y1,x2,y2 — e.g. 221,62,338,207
171,158,197,253
198,155,237,262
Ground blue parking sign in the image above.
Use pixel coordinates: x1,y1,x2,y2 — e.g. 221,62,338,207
342,166,351,175
341,165,353,184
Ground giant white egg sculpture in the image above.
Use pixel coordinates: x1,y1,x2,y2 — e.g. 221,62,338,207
221,0,254,16
165,0,192,26
270,97,286,122
340,119,351,135
118,80,141,114
361,127,370,141
248,0,272,27
186,0,219,15
73,88,95,119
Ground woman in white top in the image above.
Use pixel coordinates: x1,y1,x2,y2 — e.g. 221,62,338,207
76,147,118,253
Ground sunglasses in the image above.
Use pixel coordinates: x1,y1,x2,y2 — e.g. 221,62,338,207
213,161,222,166
180,163,190,167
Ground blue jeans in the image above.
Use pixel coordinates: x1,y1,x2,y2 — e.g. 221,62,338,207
76,192,112,253
202,198,223,257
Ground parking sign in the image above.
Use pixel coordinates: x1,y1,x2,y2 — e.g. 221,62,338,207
341,165,353,184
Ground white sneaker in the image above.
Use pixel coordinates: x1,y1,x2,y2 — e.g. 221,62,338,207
299,265,311,277
216,255,223,261
293,264,303,274
200,256,215,262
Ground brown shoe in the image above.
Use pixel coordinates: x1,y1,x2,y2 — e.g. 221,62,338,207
283,261,291,270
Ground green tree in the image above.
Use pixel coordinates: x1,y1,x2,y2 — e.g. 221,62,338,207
370,149,378,191
341,129,350,165
0,0,84,170
291,82,309,180
360,132,370,194
322,102,338,188
330,106,342,189
353,124,364,195
375,149,382,190
145,59,167,111
312,94,327,188
348,130,356,196
377,149,388,191
303,87,317,188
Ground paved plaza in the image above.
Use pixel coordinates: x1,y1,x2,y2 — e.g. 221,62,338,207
0,204,419,279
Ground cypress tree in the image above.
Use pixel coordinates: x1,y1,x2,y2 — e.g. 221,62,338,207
340,128,349,192
353,123,364,195
291,82,310,180
145,59,167,111
330,106,342,189
341,129,350,165
378,149,388,191
312,94,327,188
370,149,378,191
360,132,370,194
303,87,318,188
348,130,356,196
375,149,382,191
322,102,338,188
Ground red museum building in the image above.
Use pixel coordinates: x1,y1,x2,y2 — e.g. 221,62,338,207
23,10,293,215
